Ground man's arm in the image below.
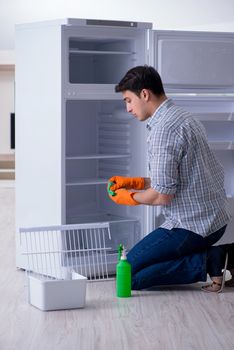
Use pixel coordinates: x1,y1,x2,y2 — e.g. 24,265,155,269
107,176,174,206
134,177,174,205
133,187,174,206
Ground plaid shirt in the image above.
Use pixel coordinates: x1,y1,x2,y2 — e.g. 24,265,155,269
146,98,231,237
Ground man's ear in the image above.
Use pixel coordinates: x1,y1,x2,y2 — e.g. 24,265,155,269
140,89,150,101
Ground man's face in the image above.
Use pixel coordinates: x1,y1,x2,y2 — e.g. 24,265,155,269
122,90,150,121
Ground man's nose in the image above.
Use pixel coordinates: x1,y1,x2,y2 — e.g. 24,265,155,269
127,105,132,113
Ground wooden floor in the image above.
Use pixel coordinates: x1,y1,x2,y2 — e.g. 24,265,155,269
1,186,234,350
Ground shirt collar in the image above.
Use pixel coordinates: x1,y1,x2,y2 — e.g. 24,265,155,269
146,98,174,130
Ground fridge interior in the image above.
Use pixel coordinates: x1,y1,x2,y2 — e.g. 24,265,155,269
65,99,147,253
68,34,146,84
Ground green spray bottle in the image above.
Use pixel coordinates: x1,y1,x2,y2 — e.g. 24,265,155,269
116,244,131,298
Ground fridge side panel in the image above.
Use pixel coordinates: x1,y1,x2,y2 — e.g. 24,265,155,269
15,23,63,267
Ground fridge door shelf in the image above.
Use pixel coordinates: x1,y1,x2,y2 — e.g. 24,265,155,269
68,143,234,154
209,141,234,150
66,153,130,160
66,178,108,186
194,110,234,126
69,49,135,55
66,212,139,224
171,93,234,114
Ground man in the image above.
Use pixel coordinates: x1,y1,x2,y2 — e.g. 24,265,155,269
108,65,232,292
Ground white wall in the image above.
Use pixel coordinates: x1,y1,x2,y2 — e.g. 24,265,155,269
0,70,14,154
0,0,234,50
0,0,234,153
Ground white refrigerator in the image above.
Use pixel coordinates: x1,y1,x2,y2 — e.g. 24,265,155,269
15,18,234,271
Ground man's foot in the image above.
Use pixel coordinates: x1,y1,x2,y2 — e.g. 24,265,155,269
202,252,228,293
202,277,224,293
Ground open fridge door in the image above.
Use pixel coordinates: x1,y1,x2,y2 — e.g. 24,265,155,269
149,30,234,242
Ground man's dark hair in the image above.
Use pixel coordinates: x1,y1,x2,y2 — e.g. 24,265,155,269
115,65,165,97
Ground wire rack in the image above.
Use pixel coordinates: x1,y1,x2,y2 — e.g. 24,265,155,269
20,222,112,281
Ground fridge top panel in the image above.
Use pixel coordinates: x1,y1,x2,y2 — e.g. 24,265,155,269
153,30,234,92
16,18,152,30
67,18,152,29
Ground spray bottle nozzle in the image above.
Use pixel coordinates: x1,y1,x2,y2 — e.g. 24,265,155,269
117,244,124,262
121,247,127,260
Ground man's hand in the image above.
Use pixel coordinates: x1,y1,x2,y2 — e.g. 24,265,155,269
108,188,139,206
108,176,145,191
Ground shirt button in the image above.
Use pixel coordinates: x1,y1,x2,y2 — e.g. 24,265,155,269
146,124,151,130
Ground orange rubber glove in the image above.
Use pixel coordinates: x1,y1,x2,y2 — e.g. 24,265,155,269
108,188,139,206
108,176,145,191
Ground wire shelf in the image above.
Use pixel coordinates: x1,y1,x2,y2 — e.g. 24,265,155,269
20,222,112,281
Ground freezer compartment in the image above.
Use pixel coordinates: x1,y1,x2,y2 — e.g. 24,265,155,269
69,38,136,84
154,31,234,92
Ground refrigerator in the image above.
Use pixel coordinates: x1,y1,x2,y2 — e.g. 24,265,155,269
15,18,234,271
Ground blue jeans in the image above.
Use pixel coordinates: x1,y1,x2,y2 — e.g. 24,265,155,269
127,226,226,290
